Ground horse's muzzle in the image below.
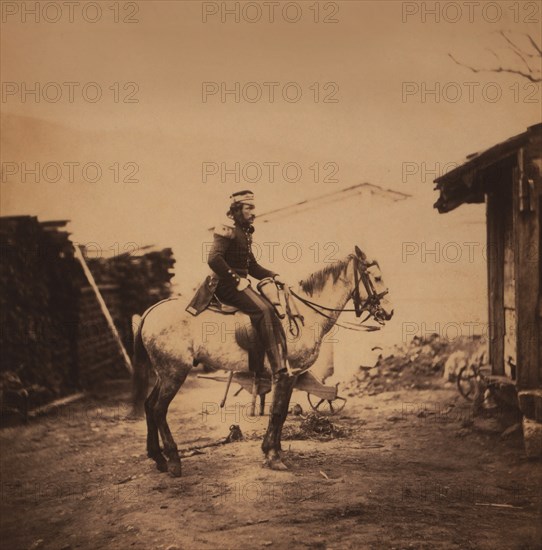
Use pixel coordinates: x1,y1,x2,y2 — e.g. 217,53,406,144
375,307,394,322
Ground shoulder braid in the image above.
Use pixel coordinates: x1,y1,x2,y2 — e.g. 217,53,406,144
213,221,235,239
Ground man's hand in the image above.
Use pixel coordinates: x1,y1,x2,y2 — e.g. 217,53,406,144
273,274,287,286
236,278,250,291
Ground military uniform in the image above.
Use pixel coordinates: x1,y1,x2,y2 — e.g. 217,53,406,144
186,208,287,374
186,219,276,315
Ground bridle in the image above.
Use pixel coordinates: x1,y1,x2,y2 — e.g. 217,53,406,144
286,249,391,334
352,254,390,324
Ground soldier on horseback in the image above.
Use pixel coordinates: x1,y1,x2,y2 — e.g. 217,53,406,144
186,190,289,376
133,209,392,474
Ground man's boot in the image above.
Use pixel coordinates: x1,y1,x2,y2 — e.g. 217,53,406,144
248,346,265,375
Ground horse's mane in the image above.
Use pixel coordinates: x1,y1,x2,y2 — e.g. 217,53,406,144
299,257,352,297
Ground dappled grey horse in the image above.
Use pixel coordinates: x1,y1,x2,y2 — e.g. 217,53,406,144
131,246,393,477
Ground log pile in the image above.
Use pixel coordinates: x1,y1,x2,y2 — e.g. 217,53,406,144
0,216,175,421
0,216,80,411
76,284,126,388
84,247,175,351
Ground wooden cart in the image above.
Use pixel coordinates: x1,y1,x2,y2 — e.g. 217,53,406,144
198,370,347,416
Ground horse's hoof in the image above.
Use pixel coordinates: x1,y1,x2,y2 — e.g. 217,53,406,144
264,456,289,471
156,459,168,473
149,452,168,472
167,461,182,478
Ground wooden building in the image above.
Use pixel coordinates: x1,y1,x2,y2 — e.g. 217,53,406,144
434,123,541,455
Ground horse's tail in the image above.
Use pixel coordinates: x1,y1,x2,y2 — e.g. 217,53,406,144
131,313,150,417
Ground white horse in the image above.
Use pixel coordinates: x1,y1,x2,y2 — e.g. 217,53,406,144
132,246,393,476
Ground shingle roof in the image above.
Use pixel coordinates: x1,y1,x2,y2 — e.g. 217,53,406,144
433,123,542,213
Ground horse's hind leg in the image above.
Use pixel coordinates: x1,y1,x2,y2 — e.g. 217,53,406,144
262,371,297,470
145,382,167,472
153,369,189,478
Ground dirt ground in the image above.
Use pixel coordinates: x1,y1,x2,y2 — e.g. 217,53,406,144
1,373,541,550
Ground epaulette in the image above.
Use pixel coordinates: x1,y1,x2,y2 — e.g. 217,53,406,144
213,220,235,239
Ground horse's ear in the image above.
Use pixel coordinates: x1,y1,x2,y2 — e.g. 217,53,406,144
354,246,366,260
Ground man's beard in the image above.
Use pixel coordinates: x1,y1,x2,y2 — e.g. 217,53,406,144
234,211,254,226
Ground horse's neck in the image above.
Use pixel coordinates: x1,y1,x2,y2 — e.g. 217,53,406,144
294,268,353,342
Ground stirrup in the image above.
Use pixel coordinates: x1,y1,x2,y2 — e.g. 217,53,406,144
285,359,309,377
208,295,239,314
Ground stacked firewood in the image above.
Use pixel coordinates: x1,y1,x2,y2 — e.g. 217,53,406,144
0,216,176,421
0,216,80,413
85,247,176,351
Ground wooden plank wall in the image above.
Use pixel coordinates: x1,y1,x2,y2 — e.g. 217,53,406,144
514,143,540,391
486,178,506,376
503,179,516,379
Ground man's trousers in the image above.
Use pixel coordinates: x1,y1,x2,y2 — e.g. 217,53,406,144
215,281,287,374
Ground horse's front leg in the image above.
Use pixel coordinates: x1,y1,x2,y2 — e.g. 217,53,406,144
262,370,297,470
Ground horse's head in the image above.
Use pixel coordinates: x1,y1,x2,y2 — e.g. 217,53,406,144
351,245,394,324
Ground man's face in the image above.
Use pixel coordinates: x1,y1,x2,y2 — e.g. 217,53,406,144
241,204,256,223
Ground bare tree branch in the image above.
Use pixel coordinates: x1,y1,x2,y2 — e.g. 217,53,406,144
448,53,541,83
486,48,503,65
525,33,542,57
449,31,542,83
497,31,532,72
498,30,538,59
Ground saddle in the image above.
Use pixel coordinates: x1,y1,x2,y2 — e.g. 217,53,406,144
207,278,301,353
207,298,238,314
207,277,285,317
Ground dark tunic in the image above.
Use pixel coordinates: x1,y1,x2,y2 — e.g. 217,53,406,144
186,221,276,316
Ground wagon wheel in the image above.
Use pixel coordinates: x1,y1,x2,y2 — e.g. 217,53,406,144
306,393,347,416
457,365,477,401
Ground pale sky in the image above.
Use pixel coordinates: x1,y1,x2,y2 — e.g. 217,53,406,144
1,0,540,251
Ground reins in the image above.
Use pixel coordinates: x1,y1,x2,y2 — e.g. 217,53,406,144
281,284,304,337
288,288,383,332
282,255,389,333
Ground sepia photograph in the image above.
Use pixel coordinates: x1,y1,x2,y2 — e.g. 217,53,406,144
0,1,541,548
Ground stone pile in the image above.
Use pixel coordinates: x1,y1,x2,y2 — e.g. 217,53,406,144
344,334,486,397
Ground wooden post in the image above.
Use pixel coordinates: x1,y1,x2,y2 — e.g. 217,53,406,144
250,374,259,417
486,185,506,376
73,245,133,374
28,392,85,418
514,134,542,457
220,371,234,408
513,147,540,391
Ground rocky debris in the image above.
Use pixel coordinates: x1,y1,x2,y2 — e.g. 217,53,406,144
443,350,469,381
500,423,522,439
444,346,488,381
386,415,406,422
344,334,486,397
282,412,351,440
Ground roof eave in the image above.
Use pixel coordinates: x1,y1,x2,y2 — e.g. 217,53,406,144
433,123,542,213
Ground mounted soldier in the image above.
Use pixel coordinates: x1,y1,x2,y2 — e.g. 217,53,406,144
133,217,393,474
186,190,289,376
